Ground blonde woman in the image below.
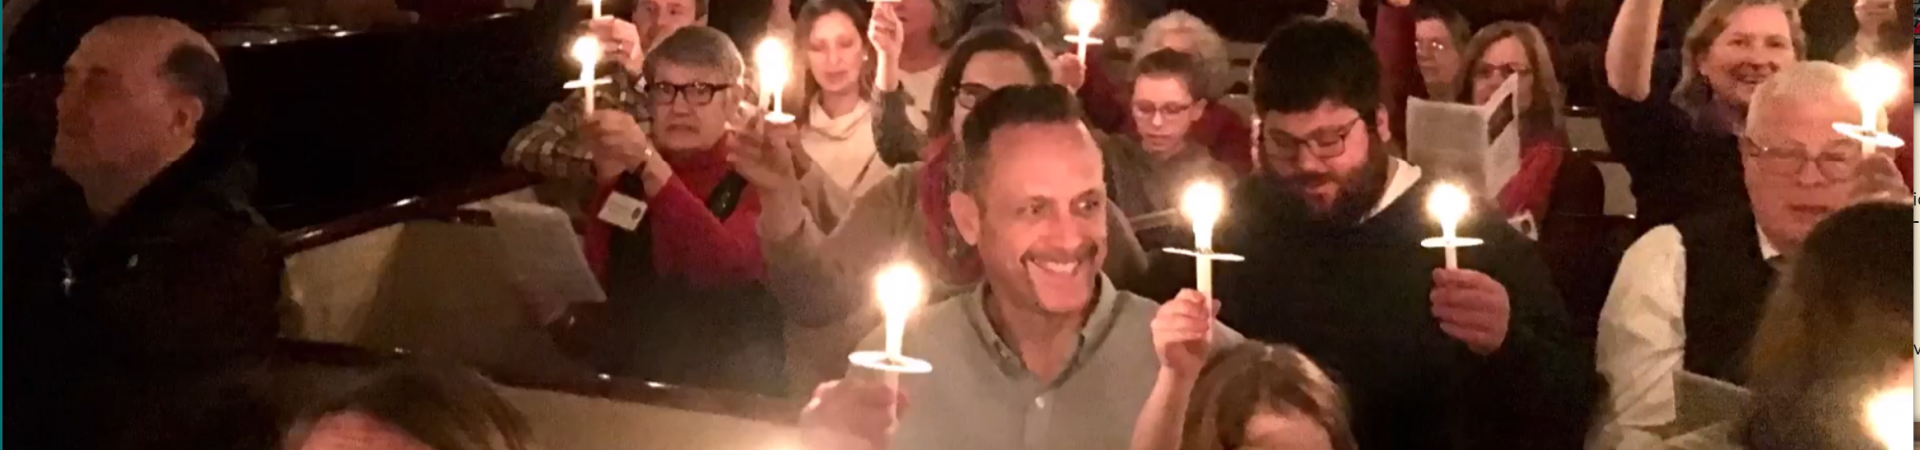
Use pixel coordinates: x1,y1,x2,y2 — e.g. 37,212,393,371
1601,0,1806,226
1451,22,1604,236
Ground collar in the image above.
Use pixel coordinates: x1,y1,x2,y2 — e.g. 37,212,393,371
1755,224,1781,261
963,274,1122,378
808,98,871,140
1366,157,1423,220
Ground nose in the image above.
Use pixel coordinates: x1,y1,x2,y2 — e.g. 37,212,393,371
1792,158,1827,186
1292,145,1331,174
1149,111,1165,127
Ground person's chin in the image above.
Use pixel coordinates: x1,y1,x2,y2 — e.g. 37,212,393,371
1024,258,1096,313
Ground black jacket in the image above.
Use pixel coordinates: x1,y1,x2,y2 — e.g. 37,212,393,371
5,147,285,450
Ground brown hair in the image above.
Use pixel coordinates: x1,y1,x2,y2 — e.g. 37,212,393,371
1742,201,1913,450
792,0,874,122
1673,0,1807,120
1453,21,1566,140
281,358,537,450
1134,48,1211,102
1182,342,1357,450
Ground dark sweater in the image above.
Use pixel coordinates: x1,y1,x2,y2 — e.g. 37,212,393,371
1216,175,1597,450
1674,207,1775,385
1598,50,1749,227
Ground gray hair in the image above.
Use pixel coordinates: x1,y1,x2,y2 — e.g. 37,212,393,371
1744,61,1852,133
642,26,745,83
1136,11,1229,99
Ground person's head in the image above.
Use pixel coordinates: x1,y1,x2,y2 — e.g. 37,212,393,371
642,27,744,153
1252,18,1394,227
1743,201,1913,450
797,0,872,101
897,0,962,47
1412,5,1469,96
1131,49,1210,158
1136,11,1229,99
928,26,1053,140
283,359,535,450
950,84,1107,317
1183,342,1356,450
1455,22,1565,133
636,0,709,49
1739,62,1864,254
55,17,227,181
1676,0,1805,115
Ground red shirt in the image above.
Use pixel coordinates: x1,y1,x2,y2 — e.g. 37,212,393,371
584,137,766,288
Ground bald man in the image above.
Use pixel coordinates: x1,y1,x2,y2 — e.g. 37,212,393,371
5,17,283,450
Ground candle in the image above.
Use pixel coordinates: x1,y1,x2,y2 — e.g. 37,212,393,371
753,37,796,124
591,0,602,18
1066,0,1102,60
1426,184,1471,269
1181,182,1225,296
1863,387,1913,449
874,264,925,358
570,36,603,115
1845,60,1902,155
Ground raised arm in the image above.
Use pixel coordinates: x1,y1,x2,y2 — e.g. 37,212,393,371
870,2,928,165
759,166,921,326
1604,0,1664,101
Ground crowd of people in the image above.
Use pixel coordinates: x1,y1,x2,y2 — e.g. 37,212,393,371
4,0,1915,449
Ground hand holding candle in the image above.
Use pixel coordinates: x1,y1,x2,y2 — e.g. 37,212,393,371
753,38,797,124
1420,183,1483,270
1162,181,1243,298
567,36,612,115
1064,0,1103,60
1834,59,1908,153
849,263,933,375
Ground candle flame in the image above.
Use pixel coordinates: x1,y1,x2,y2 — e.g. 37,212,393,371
1181,181,1225,229
754,38,792,96
1067,0,1101,31
1427,183,1471,228
570,36,602,66
1864,387,1913,449
875,264,925,318
1847,60,1902,114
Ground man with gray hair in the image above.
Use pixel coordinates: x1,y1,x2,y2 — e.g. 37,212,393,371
1592,61,1892,450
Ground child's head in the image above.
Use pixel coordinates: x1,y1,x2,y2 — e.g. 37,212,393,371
1184,342,1356,450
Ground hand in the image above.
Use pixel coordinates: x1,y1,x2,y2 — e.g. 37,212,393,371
1854,0,1895,34
728,116,803,194
588,17,646,74
766,119,817,180
1431,269,1511,355
1052,53,1087,93
1848,152,1908,205
581,110,658,182
1151,289,1220,379
868,2,905,91
798,379,906,450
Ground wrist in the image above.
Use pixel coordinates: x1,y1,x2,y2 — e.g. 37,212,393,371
1158,367,1201,385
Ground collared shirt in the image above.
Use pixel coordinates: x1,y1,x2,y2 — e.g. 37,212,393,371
859,275,1241,450
503,70,650,180
1589,225,1780,450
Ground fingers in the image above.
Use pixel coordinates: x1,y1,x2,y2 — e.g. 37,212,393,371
1152,289,1216,341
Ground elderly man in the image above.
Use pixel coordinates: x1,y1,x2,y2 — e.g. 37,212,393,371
1591,61,1891,450
1213,18,1594,450
793,85,1241,450
5,17,283,449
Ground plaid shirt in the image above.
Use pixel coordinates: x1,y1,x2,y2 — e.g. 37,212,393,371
503,70,651,180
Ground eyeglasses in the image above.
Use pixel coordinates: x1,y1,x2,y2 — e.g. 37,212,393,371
1260,117,1366,161
1739,136,1864,180
1473,63,1534,81
1131,101,1196,119
1414,40,1451,55
953,83,995,110
646,82,733,106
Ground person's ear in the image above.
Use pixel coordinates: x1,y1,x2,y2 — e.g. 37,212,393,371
1373,106,1392,142
171,95,205,140
1187,98,1209,122
949,190,983,245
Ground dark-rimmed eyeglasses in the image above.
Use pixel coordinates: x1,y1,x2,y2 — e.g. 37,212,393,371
1260,117,1366,161
1739,136,1864,180
646,82,733,106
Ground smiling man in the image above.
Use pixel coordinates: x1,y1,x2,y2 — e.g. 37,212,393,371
792,84,1240,450
1594,61,1885,450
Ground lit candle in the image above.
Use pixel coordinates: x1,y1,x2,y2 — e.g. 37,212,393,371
1181,182,1225,296
591,0,602,18
1065,0,1103,60
1864,387,1913,449
874,264,925,359
1425,184,1473,270
753,37,796,124
569,36,603,115
1845,59,1902,155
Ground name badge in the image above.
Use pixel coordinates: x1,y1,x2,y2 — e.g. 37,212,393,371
597,192,648,231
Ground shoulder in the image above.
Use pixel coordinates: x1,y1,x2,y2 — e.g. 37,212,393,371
1621,225,1685,265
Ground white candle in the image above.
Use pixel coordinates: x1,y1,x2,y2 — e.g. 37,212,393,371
1066,0,1101,60
591,0,602,18
1427,184,1471,270
874,264,925,358
570,36,603,115
753,38,796,124
1181,182,1225,297
1845,60,1902,155
1864,387,1913,449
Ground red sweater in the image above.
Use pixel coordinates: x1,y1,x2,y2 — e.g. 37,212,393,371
584,137,766,288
